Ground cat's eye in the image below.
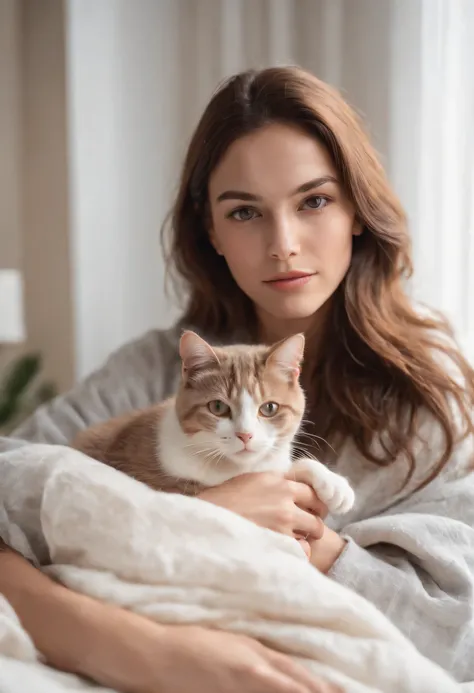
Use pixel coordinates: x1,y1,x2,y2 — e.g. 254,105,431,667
208,400,231,417
259,402,279,417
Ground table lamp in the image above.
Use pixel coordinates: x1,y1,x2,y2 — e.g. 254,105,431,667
0,269,25,345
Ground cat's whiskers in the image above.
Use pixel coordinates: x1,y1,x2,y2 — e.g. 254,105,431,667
199,449,224,465
298,419,316,432
201,449,224,476
299,417,321,428
182,441,228,474
292,441,315,457
294,433,323,449
292,448,319,463
182,441,225,479
295,430,336,455
183,441,220,457
183,441,206,451
298,419,333,445
296,429,324,442
203,448,224,462
294,436,322,454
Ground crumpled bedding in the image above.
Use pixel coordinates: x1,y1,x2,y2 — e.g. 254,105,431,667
0,445,468,692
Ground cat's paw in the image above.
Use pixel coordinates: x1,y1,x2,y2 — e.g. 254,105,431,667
291,459,355,515
314,471,355,515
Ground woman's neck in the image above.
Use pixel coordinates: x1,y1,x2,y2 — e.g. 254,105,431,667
257,300,332,361
258,316,312,345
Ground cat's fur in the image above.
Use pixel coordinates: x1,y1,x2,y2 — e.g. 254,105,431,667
73,331,354,514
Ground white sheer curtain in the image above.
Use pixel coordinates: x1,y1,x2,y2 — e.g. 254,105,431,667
414,0,474,359
66,0,474,377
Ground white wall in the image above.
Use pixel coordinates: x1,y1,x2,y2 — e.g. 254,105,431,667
0,0,22,270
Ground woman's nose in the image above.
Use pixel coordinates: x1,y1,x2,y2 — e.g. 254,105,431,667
267,216,301,260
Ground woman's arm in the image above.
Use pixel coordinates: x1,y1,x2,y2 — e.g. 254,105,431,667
0,543,336,693
0,540,169,687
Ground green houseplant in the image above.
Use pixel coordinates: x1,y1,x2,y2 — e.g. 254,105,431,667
0,353,56,435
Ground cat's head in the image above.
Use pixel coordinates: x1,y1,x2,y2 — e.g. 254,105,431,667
175,331,305,474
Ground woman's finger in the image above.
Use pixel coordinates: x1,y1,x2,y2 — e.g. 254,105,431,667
270,651,343,692
287,481,329,518
293,508,325,540
295,537,311,559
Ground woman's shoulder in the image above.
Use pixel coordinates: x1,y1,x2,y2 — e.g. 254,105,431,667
103,322,183,376
104,319,229,376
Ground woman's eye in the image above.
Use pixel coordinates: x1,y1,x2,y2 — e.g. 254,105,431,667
301,195,328,211
228,207,259,222
259,402,279,418
208,400,231,417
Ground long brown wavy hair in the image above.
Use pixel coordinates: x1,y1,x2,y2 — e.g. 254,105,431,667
163,66,474,487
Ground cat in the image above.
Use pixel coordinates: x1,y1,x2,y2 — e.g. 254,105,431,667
72,331,355,515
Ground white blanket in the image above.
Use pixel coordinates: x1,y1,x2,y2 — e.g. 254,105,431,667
0,446,467,692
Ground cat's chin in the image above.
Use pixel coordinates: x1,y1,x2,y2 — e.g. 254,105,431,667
194,450,292,487
225,450,269,469
225,448,292,475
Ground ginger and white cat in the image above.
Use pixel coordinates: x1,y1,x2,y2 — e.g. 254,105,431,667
73,331,354,515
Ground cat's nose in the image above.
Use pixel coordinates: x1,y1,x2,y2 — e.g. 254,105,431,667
236,432,253,445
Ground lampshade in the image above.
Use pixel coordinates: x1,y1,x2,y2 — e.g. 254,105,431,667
0,269,26,343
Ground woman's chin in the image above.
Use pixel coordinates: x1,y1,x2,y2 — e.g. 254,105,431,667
255,289,334,325
263,301,326,322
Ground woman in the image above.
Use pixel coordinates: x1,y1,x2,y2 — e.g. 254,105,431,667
1,66,474,691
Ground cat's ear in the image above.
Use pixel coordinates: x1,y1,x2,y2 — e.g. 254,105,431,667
179,331,219,375
265,333,305,380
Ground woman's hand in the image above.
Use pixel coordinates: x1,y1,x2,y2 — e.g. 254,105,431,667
152,624,342,693
308,529,347,573
198,470,346,569
198,472,327,547
80,608,342,693
286,465,347,573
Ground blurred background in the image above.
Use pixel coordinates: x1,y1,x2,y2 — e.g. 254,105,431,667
1,0,473,428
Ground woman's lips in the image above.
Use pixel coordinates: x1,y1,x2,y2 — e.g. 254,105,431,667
263,273,316,291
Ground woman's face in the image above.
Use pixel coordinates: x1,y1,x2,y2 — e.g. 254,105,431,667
208,122,360,340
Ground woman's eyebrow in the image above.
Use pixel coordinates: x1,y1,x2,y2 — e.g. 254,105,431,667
293,175,339,194
216,190,261,203
215,175,339,204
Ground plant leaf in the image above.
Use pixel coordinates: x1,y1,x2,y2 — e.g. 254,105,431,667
0,354,41,400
